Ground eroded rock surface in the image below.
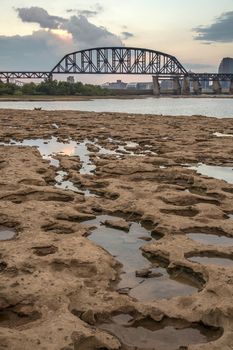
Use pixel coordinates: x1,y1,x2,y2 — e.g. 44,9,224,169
0,109,233,349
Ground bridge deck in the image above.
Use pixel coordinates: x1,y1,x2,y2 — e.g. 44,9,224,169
1,72,232,81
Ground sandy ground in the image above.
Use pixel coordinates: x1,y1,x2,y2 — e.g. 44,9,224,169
0,109,233,349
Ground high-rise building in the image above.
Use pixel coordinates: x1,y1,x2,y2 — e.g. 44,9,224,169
218,58,233,73
218,58,233,89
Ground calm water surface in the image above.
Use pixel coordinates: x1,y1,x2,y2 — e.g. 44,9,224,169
0,97,233,118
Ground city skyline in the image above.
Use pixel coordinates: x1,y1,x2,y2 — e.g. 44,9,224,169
0,0,233,83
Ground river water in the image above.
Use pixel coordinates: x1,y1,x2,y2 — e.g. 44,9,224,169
0,97,233,118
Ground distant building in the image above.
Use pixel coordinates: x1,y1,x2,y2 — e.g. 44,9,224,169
67,76,75,84
102,80,127,89
218,57,233,74
218,58,233,89
126,82,152,90
102,80,152,90
160,80,173,90
200,80,211,90
137,82,153,90
126,82,138,90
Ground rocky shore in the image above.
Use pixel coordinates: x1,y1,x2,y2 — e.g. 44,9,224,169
0,109,233,350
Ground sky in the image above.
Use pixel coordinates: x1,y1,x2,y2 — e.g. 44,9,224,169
0,0,233,83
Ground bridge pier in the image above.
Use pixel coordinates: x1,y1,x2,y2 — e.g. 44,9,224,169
152,76,160,96
172,77,181,95
47,73,53,82
193,80,202,95
212,79,222,94
182,77,190,95
229,79,233,94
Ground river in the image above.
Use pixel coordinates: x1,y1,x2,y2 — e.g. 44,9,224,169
0,97,233,118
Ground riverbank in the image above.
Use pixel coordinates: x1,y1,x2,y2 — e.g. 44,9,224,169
0,93,233,102
0,109,233,349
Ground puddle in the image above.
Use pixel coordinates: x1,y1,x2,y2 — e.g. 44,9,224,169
74,141,96,174
104,138,157,156
1,137,157,197
213,132,233,137
55,170,94,197
189,163,233,184
85,215,199,301
1,137,96,196
52,123,59,129
125,141,139,149
6,137,95,173
0,226,16,241
99,314,221,350
97,142,138,156
188,254,233,267
186,233,233,247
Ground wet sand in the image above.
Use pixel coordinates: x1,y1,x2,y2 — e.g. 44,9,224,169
0,109,233,349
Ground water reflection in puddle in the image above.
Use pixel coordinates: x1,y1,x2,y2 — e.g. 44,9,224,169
213,132,233,138
85,215,199,300
1,137,96,196
189,163,233,184
106,138,157,156
188,255,233,267
187,233,233,247
0,226,16,240
55,170,94,197
2,137,157,196
52,123,59,129
99,314,221,350
8,137,90,169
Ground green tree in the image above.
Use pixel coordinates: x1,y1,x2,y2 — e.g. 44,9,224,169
22,83,37,95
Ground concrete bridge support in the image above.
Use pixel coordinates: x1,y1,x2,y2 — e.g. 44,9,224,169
229,79,233,94
193,80,202,95
172,77,181,95
47,73,53,82
212,79,222,94
152,76,160,96
182,77,190,95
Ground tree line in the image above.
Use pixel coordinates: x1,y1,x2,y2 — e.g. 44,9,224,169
0,80,113,96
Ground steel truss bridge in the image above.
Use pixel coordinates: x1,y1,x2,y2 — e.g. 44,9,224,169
0,47,233,81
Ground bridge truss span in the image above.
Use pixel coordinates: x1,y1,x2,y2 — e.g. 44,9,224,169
0,71,51,81
189,73,233,81
51,47,188,76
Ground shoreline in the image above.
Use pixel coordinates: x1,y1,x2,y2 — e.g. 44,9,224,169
0,94,233,102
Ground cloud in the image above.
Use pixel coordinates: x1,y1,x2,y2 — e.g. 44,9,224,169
77,10,99,17
16,6,122,48
0,30,73,70
67,3,103,18
184,62,216,72
121,31,134,40
16,7,64,29
62,15,123,48
193,11,233,43
0,7,124,70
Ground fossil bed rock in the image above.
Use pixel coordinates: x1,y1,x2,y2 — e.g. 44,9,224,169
0,109,233,349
